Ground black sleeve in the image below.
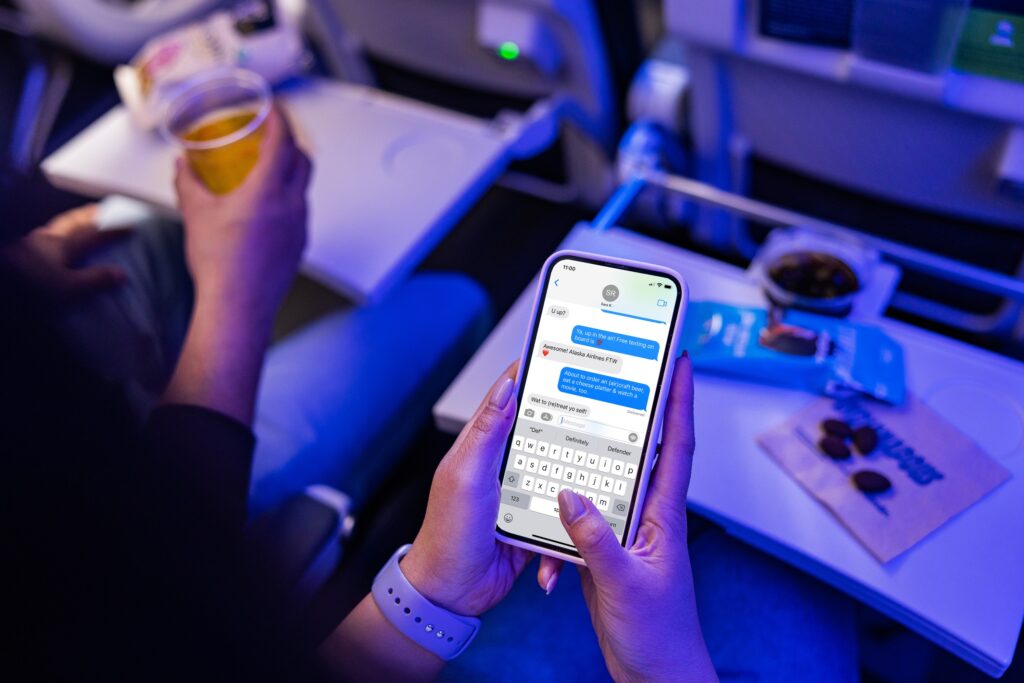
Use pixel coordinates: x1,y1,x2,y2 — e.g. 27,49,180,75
143,404,256,535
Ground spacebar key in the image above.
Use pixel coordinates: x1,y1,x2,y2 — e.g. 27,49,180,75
528,496,560,518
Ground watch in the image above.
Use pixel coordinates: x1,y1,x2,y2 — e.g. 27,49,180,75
371,544,481,661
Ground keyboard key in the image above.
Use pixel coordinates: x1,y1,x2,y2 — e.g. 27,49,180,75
599,457,612,473
512,435,524,450
549,445,562,460
597,495,610,511
588,472,601,489
502,489,529,509
575,470,588,486
574,487,585,495
528,496,559,518
551,464,563,480
601,476,614,493
604,516,623,533
625,463,637,479
560,447,573,463
513,454,526,470
611,460,624,476
547,481,559,497
525,439,537,453
564,467,576,483
523,475,535,491
526,457,539,473
573,451,586,466
586,453,599,469
504,472,520,487
614,479,627,496
534,478,548,494
612,499,630,516
585,491,597,504
536,441,549,457
538,461,551,476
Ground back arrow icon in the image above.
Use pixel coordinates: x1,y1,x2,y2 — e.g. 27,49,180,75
554,279,560,287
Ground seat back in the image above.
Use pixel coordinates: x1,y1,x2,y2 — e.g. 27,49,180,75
309,0,643,204
15,0,222,63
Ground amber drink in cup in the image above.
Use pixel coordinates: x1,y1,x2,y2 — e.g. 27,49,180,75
163,69,271,194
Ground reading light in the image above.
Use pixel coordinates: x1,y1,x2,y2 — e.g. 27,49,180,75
497,41,520,61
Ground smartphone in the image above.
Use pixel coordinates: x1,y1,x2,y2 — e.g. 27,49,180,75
496,250,687,564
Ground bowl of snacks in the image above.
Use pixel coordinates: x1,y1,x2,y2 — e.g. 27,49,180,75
752,227,878,317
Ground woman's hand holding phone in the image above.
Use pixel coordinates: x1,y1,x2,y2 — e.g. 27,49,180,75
325,357,716,682
540,354,719,683
323,364,533,682
400,361,536,617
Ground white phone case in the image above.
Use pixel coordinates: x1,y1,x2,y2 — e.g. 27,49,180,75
494,249,689,565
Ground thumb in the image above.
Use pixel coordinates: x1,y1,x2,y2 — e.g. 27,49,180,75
557,490,627,581
446,363,519,485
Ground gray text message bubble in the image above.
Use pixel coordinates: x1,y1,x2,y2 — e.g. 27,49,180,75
528,394,590,417
538,340,622,375
545,305,569,319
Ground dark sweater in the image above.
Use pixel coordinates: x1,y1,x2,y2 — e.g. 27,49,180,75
1,277,319,681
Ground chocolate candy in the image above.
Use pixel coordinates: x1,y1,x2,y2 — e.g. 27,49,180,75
819,435,851,460
852,470,891,494
822,419,853,439
852,426,878,455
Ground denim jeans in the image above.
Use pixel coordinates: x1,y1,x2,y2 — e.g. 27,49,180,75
60,212,492,517
443,524,859,683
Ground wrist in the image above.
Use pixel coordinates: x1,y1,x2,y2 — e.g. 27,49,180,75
399,546,479,618
193,278,278,337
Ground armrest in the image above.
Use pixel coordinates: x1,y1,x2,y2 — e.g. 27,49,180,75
248,485,355,607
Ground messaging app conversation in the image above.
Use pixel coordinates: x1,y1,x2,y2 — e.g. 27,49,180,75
498,257,679,552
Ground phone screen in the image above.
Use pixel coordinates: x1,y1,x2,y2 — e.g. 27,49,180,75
496,255,682,556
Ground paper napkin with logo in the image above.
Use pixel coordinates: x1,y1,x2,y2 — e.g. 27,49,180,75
758,394,1011,563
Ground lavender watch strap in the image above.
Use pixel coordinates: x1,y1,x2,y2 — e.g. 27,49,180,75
371,544,481,661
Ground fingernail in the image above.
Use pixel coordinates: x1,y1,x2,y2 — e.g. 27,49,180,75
544,574,557,595
558,490,585,525
490,378,514,409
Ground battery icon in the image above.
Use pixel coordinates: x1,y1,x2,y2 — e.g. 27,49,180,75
664,284,673,290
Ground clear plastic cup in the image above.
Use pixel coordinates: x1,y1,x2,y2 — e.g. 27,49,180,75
162,68,271,194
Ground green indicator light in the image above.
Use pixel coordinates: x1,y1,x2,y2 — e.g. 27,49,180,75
497,41,520,61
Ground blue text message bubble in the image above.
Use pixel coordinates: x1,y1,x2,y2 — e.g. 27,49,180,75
571,326,660,360
558,368,651,410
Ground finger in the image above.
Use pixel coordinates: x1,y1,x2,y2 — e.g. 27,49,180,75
537,555,564,594
286,148,314,194
46,204,99,236
44,205,100,242
174,156,213,204
66,265,126,297
642,353,695,527
445,361,520,486
254,104,299,185
557,490,627,582
63,221,132,264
